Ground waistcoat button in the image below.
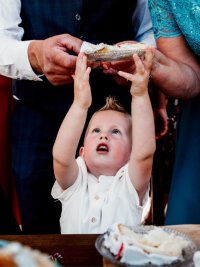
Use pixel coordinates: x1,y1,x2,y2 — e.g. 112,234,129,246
75,14,81,21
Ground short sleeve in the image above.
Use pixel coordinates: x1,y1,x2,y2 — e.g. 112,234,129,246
51,157,87,202
148,0,182,39
122,164,150,208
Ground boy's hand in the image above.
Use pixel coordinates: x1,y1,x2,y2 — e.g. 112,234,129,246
73,53,92,109
118,48,154,96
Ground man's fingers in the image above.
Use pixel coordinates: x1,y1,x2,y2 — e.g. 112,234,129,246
54,50,77,69
61,34,83,54
49,74,74,86
44,62,74,76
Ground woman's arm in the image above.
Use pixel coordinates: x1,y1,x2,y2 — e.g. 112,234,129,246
151,36,200,99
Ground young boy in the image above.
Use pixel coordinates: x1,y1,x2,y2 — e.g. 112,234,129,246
52,49,155,233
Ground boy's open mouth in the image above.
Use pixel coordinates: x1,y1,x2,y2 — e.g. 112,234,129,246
96,143,109,152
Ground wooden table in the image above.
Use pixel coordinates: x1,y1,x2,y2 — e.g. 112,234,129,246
0,225,199,267
0,234,102,267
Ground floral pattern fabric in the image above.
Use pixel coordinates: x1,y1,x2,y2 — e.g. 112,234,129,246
148,0,200,56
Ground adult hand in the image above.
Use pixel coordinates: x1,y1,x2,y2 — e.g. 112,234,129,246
102,41,139,86
102,60,135,86
153,90,168,139
28,34,83,86
154,107,168,140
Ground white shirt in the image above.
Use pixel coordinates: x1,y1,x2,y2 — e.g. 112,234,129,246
0,0,155,81
51,157,150,234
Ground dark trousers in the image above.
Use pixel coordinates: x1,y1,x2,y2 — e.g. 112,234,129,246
11,102,61,234
165,97,200,225
0,188,21,234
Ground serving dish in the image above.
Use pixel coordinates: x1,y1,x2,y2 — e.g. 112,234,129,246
95,225,198,267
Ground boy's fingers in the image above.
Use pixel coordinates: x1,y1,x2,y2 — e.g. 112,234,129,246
85,67,91,78
133,54,144,74
144,48,154,69
118,70,134,82
76,53,88,74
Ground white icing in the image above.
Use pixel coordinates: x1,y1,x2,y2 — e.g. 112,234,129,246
103,223,190,265
194,251,200,267
80,41,147,54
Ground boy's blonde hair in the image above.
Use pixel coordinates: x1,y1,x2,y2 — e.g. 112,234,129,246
98,96,127,114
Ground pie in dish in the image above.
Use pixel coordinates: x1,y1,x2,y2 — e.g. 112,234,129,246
0,240,59,267
80,41,147,62
95,223,197,266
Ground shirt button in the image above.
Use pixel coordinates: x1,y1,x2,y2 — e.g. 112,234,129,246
95,195,100,200
75,14,81,21
91,217,96,223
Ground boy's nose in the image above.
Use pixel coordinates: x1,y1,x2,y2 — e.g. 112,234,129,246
100,135,108,140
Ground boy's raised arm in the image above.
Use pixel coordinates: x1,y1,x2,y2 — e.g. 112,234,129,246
118,48,156,203
53,53,91,190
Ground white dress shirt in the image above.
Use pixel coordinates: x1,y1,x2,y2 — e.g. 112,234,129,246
0,0,155,81
51,157,150,234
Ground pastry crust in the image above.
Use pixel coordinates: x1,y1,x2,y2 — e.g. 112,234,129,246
80,41,147,62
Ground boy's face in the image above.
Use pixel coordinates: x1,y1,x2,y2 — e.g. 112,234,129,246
80,110,132,176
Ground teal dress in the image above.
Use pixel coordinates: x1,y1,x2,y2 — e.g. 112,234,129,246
149,0,200,224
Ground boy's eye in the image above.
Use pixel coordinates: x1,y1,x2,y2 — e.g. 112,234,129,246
112,129,121,135
92,128,100,133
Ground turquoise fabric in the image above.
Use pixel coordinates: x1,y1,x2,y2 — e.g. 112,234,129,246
148,0,200,56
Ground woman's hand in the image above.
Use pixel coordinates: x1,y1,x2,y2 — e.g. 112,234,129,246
154,107,168,139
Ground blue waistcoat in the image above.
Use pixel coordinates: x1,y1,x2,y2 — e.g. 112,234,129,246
13,0,137,115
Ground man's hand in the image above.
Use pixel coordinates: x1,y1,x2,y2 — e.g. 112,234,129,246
28,34,83,86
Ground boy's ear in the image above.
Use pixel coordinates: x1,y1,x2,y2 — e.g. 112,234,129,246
79,146,85,157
